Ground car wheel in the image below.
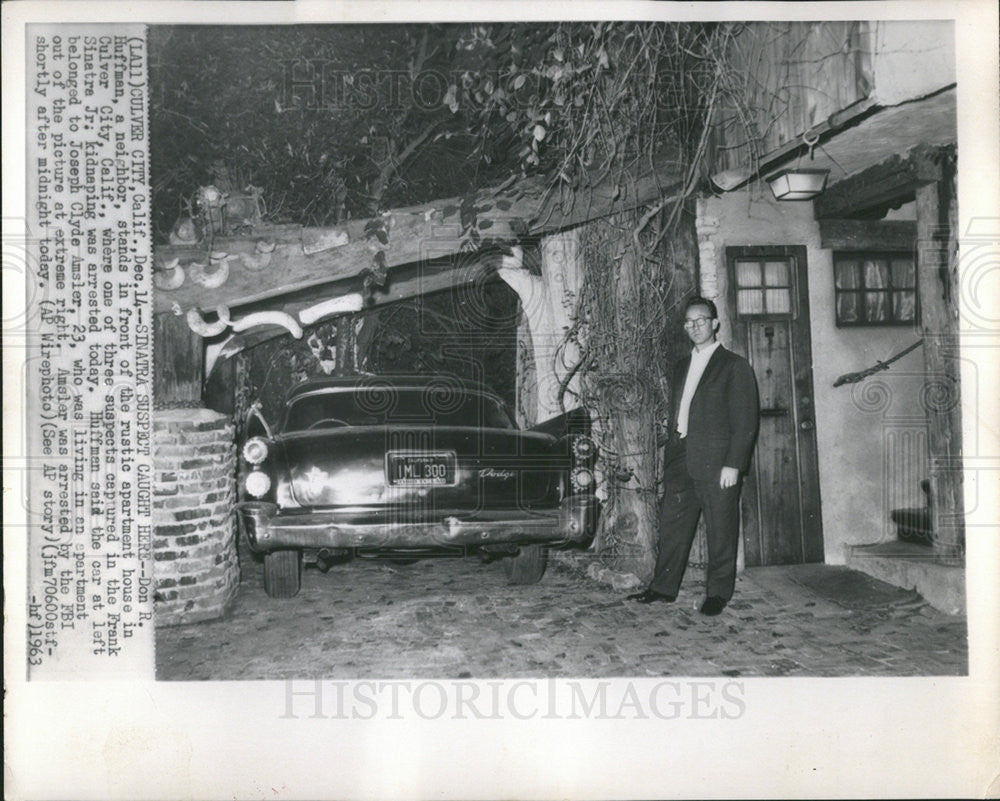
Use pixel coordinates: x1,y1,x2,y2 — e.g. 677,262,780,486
263,549,302,598
502,544,548,585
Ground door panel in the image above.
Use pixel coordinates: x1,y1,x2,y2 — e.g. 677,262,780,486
727,246,824,566
748,321,803,564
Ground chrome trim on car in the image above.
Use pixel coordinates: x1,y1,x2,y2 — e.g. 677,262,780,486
237,495,598,553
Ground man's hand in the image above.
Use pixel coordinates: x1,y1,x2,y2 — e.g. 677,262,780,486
719,466,739,489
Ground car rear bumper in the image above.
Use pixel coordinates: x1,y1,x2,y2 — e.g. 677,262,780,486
237,495,599,552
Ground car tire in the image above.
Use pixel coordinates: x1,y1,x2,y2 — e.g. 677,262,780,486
503,544,548,585
263,549,302,598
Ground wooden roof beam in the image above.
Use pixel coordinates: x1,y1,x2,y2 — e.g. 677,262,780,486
153,153,684,315
813,146,944,220
818,219,917,251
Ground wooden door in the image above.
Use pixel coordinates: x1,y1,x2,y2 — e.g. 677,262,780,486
726,246,824,565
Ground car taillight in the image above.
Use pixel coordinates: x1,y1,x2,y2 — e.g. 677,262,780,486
243,437,269,465
571,467,595,492
245,470,272,498
572,435,596,462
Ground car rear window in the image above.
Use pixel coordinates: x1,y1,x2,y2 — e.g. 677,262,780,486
284,388,516,432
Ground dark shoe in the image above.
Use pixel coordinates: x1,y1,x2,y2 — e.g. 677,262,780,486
699,596,727,616
626,589,677,604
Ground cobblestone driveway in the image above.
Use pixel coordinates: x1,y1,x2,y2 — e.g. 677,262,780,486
156,551,967,679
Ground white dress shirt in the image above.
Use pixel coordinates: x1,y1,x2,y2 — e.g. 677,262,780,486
676,340,721,438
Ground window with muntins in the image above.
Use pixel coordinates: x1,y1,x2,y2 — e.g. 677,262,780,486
834,252,918,326
733,256,795,318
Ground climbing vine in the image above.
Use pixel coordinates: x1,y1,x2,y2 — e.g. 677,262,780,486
151,21,821,576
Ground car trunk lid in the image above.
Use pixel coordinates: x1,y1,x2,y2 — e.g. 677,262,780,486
276,426,565,510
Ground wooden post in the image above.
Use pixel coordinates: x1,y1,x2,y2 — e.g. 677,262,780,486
153,312,204,406
334,315,356,376
914,145,964,563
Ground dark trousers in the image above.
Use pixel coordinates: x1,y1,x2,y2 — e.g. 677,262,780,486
649,440,742,601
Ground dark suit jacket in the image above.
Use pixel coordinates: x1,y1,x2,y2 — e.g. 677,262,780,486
666,345,760,482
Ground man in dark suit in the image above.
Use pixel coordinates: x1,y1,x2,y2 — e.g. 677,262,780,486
628,296,759,616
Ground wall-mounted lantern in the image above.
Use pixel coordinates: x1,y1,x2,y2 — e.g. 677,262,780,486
766,168,830,201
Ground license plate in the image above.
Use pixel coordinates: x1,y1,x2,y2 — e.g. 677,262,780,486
386,451,457,486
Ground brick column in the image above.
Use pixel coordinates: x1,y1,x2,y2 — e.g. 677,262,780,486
153,407,238,626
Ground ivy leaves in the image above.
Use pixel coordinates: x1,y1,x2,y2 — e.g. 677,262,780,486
439,23,620,177
150,22,724,245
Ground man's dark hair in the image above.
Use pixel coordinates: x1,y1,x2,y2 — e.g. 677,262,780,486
684,295,718,319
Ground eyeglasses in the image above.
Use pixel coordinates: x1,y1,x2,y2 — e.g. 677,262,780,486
683,316,713,328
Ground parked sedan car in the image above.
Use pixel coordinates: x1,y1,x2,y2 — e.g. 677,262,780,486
236,374,600,597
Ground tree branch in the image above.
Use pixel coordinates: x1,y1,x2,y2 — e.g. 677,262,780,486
832,339,924,387
369,121,440,211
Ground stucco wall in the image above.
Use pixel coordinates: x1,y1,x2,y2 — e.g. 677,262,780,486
697,192,928,563
501,230,583,426
871,21,956,105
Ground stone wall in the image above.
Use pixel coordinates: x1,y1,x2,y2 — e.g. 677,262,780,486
153,407,239,626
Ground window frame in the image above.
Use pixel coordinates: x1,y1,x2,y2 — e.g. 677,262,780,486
731,253,798,321
832,250,920,328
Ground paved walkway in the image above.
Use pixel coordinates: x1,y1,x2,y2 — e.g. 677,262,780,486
155,549,967,680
